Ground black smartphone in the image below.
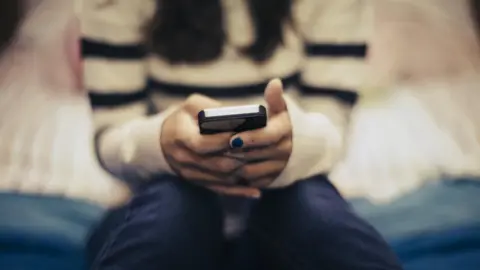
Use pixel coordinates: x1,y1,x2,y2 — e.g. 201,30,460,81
198,105,267,135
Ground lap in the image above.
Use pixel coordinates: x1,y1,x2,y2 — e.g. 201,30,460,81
88,174,401,270
247,175,402,270
88,175,224,270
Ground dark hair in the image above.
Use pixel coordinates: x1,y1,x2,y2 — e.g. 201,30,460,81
0,0,22,54
472,0,480,35
146,0,293,64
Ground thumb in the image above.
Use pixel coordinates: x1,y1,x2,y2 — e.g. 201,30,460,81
208,186,261,199
264,78,287,116
183,94,222,118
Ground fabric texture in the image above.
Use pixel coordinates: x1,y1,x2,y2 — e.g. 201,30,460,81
0,193,105,270
329,0,480,202
391,225,480,270
87,174,402,270
350,178,480,270
81,0,372,188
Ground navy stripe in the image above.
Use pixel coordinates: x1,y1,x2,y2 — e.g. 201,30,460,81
82,39,146,59
149,73,300,98
306,43,367,58
89,90,148,107
300,85,359,105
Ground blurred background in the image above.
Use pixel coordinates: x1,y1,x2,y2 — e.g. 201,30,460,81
0,0,480,269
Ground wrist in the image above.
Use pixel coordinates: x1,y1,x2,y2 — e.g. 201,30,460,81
96,107,178,180
268,98,344,188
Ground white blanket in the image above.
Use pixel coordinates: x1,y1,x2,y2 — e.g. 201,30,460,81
331,79,480,203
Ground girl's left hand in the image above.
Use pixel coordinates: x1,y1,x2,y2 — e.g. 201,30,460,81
229,79,292,188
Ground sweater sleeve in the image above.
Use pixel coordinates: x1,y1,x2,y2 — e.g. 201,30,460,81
269,0,373,188
82,0,174,181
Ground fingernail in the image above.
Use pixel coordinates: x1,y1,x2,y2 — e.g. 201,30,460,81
251,190,262,199
268,78,283,89
231,137,244,148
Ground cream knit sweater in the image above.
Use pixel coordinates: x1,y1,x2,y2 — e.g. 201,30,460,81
82,0,373,188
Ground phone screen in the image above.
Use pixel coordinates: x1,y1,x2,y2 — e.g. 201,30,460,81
200,119,247,131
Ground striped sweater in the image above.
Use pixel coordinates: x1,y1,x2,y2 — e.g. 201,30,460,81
81,0,373,187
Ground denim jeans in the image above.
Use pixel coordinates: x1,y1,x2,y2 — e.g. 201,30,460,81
87,175,401,270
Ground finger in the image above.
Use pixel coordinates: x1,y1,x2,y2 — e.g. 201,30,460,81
170,147,244,176
229,138,291,162
177,115,233,154
208,186,261,198
197,156,244,176
167,151,234,183
264,78,287,116
249,178,275,189
178,166,223,182
230,112,291,149
238,160,287,182
183,94,222,118
168,160,223,183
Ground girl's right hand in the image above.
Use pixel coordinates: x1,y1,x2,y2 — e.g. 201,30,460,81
160,94,260,198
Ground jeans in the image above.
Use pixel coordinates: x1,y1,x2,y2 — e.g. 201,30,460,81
87,175,402,270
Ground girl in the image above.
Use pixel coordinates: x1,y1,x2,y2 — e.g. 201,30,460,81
82,0,401,269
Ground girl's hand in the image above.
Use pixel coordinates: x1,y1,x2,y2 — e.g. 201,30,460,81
229,79,292,188
161,94,260,198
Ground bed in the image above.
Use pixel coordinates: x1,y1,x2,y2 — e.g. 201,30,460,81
0,180,479,269
0,193,105,270
351,178,480,269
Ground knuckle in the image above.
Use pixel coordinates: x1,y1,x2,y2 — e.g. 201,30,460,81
186,137,202,152
241,136,252,145
253,178,273,188
216,159,239,173
180,169,195,180
173,136,184,146
202,173,218,182
281,140,292,154
280,111,290,120
269,127,282,140
172,149,190,164
286,125,293,136
241,165,254,177
182,168,217,182
183,94,203,114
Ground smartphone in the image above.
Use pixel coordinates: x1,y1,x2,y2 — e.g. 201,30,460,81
198,105,267,135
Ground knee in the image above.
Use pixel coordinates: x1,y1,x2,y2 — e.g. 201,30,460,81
90,176,224,269
128,175,223,231
251,175,360,238
250,176,402,269
255,175,348,222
